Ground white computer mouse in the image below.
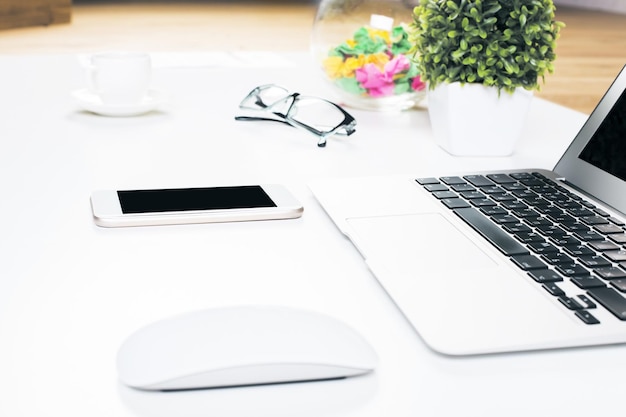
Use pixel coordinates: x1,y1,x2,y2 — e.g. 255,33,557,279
117,306,378,390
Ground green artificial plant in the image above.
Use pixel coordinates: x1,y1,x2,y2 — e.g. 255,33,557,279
410,0,564,93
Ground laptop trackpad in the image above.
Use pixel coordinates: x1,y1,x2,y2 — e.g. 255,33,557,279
346,213,497,273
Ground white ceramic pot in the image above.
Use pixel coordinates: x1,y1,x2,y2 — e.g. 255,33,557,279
427,82,533,156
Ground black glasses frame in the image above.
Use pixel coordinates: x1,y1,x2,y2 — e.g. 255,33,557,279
235,84,356,147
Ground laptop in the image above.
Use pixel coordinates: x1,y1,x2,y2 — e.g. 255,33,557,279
309,65,626,355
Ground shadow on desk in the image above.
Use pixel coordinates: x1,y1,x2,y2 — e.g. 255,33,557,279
118,372,377,417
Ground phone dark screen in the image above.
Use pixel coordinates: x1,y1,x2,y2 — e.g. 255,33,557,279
117,186,276,214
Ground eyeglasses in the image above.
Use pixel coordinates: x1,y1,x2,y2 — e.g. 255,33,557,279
234,84,357,147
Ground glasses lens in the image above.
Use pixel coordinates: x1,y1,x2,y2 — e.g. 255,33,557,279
288,97,347,133
256,85,290,109
240,85,290,110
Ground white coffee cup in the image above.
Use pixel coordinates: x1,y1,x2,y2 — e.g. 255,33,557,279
88,52,152,106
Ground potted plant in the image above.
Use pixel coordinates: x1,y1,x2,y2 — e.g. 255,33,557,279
409,0,564,156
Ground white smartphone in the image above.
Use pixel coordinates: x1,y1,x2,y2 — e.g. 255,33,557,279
90,184,303,228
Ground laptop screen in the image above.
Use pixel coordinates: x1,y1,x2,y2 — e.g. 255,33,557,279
578,88,626,182
554,64,626,215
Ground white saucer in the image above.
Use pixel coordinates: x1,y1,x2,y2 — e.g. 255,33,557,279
72,88,167,117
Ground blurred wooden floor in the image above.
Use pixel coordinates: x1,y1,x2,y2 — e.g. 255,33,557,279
0,1,625,114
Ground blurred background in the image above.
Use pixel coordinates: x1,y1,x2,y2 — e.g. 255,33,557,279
0,0,624,114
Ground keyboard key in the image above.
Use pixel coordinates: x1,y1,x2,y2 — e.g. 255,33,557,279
441,198,471,209
511,254,548,270
528,241,559,254
560,191,582,201
609,233,626,244
594,223,624,234
539,206,564,217
578,255,612,268
424,183,449,192
416,177,439,185
543,282,565,296
454,207,528,256
562,222,591,233
593,266,626,280
556,200,583,210
525,217,553,228
487,174,516,184
611,278,626,293
544,192,568,203
523,197,551,208
573,230,606,241
433,191,458,199
571,276,606,289
559,296,584,310
604,250,626,262
492,214,519,224
568,207,595,217
577,294,597,309
524,217,550,232
463,175,494,187
593,207,611,217
480,186,505,195
553,197,574,207
503,223,532,234
511,189,536,199
536,205,559,215
440,176,466,185
531,172,551,180
470,198,497,207
537,224,568,240
481,206,508,216
581,201,597,209
546,213,576,224
491,193,517,202
502,183,527,191
564,244,595,257
549,236,582,247
460,191,486,200
501,201,529,211
575,310,600,325
587,287,626,320
533,186,557,195
541,252,575,267
450,183,476,192
528,269,563,283
581,215,609,225
511,172,536,180
589,240,619,252
557,264,591,277
515,232,546,244
519,178,545,187
511,208,540,218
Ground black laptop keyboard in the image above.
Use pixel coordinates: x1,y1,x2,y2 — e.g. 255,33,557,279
417,172,626,325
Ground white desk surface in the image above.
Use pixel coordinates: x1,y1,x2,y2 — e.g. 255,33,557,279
1,52,622,417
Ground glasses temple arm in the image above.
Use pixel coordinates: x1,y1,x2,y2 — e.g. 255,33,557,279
234,116,294,127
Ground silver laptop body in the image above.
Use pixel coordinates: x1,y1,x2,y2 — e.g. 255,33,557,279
310,66,626,355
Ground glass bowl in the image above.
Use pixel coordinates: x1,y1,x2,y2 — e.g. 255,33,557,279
311,0,426,111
